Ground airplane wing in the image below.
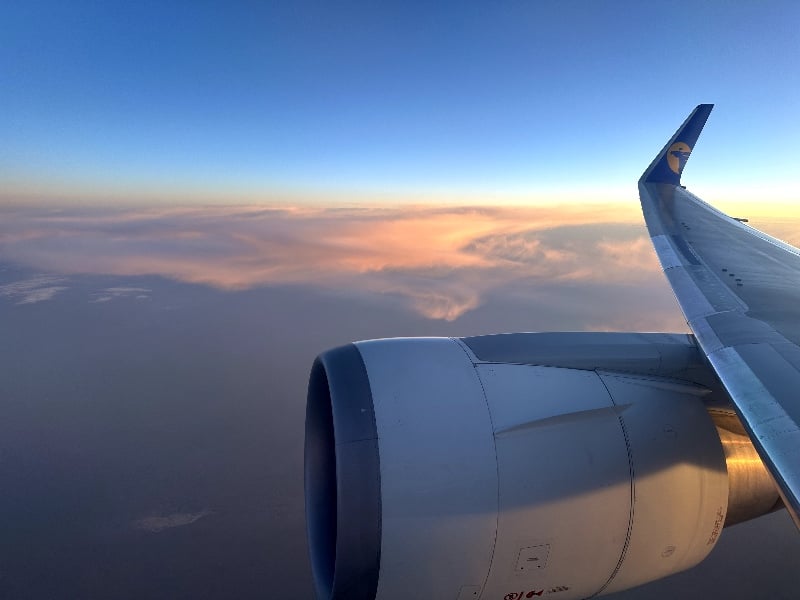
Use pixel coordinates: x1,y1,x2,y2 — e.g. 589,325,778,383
640,104,800,528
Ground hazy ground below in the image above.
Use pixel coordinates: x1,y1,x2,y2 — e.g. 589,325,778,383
1,205,798,599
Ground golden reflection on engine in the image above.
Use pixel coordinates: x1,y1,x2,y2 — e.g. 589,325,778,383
709,409,783,527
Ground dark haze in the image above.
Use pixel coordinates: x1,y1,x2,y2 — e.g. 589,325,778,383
1,206,798,599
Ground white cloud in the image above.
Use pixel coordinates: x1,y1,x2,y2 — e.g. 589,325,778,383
0,275,68,304
89,286,152,303
133,509,212,533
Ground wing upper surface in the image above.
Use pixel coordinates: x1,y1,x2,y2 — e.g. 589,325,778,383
639,105,800,528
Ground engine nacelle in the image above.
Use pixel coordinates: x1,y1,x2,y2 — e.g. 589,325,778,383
305,333,762,600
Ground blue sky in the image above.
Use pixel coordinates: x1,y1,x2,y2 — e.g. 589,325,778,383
2,1,798,204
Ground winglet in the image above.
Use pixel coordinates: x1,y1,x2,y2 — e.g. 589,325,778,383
640,104,714,186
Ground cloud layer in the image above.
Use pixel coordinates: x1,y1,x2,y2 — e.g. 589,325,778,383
1,204,673,320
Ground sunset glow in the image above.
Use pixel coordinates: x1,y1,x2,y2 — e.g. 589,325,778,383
0,203,662,320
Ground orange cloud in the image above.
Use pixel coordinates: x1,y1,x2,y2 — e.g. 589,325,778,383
595,236,662,282
0,203,697,320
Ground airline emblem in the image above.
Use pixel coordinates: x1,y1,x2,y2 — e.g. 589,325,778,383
667,142,692,174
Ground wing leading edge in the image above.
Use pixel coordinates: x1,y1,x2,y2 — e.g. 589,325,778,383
640,105,800,529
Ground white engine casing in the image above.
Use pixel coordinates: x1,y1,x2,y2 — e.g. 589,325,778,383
305,334,729,600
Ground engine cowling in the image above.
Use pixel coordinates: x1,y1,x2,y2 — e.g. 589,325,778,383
305,333,771,600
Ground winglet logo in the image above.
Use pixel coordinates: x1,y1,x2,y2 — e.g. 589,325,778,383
667,142,692,174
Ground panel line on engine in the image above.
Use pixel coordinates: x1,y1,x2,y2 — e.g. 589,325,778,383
592,372,636,598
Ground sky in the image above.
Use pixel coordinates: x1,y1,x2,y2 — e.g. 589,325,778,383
1,1,799,205
2,2,800,599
